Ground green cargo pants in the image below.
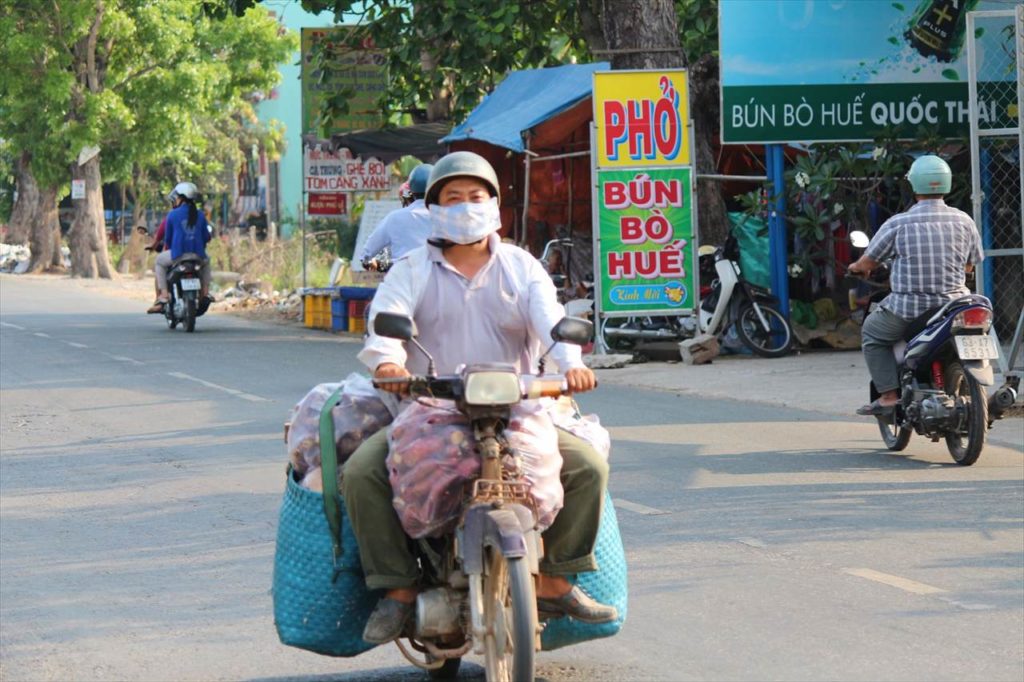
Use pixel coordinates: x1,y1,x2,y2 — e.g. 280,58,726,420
341,427,609,591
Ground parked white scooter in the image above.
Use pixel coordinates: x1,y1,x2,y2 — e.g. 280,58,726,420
602,229,794,357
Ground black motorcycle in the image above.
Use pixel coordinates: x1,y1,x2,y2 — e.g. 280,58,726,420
164,253,205,333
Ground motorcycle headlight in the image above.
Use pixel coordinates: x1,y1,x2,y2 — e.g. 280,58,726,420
463,370,521,406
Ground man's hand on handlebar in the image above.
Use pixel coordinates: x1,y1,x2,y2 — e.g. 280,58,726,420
374,362,412,395
565,367,597,394
847,254,877,279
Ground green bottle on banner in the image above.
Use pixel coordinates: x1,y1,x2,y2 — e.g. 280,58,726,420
904,0,980,62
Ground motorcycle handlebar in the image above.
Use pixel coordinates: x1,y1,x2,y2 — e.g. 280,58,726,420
372,374,577,399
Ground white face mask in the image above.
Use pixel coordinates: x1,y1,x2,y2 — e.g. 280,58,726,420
429,197,501,244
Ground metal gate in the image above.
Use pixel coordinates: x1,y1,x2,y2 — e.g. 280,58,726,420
966,6,1024,377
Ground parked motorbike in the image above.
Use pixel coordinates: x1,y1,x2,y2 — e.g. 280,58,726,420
371,312,594,682
163,253,205,333
601,229,794,358
848,230,1004,465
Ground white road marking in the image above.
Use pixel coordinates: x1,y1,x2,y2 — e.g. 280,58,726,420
613,498,669,516
937,596,995,611
167,371,268,403
734,537,767,549
108,355,144,366
0,322,25,330
33,332,50,338
842,568,946,595
64,342,89,349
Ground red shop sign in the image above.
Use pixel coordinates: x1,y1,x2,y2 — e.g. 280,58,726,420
308,192,348,216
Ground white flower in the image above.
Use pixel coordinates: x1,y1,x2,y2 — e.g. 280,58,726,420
788,264,804,277
833,202,844,216
794,172,811,189
871,146,887,161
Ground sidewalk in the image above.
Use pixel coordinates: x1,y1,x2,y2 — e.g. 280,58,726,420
593,349,872,417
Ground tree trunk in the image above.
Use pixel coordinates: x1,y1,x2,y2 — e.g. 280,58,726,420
68,155,113,278
598,0,729,247
601,0,685,70
689,54,729,247
7,152,38,245
28,185,61,273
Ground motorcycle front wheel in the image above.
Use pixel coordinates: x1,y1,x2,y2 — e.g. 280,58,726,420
944,362,988,466
735,303,793,358
482,548,536,682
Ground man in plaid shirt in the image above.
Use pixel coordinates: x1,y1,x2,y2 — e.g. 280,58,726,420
848,155,983,416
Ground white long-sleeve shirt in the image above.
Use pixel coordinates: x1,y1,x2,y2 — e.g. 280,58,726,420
359,233,584,376
359,199,432,261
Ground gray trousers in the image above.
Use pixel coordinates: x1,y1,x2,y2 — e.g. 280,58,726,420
861,307,910,393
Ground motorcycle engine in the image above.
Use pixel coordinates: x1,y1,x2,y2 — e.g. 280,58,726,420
918,394,957,435
415,586,464,639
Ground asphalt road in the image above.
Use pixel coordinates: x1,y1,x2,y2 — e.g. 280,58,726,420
2,275,1022,682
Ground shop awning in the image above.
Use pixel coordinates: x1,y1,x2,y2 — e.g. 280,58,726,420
324,122,451,164
442,62,609,153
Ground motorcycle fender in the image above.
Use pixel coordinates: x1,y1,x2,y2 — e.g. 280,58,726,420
459,503,540,575
964,360,994,386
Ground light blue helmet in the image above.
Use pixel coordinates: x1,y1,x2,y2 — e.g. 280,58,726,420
906,155,952,195
408,164,433,197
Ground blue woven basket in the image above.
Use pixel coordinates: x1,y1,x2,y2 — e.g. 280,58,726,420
541,491,628,650
272,468,380,657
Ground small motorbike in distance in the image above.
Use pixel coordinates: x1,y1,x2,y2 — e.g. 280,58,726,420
164,253,204,333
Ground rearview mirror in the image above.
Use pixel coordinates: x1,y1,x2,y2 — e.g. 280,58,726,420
850,230,870,249
373,312,417,341
550,316,593,346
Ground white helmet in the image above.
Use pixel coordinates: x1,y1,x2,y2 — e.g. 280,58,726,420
168,181,199,202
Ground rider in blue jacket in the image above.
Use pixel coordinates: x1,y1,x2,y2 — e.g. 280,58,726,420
148,182,213,314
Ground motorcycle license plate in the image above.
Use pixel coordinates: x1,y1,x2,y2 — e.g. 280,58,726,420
954,334,997,360
180,278,201,291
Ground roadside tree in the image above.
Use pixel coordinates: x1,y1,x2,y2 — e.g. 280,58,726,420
0,1,295,276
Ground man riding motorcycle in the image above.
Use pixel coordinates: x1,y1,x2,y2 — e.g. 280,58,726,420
343,151,617,644
848,154,984,416
359,164,434,268
147,182,213,315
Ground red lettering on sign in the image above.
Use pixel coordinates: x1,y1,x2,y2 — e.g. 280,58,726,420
620,216,644,244
627,100,654,159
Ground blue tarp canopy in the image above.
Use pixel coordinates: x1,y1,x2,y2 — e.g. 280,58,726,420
442,62,609,153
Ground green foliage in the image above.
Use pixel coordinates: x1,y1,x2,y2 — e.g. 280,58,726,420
736,132,972,300
300,0,590,122
677,0,719,64
0,0,296,214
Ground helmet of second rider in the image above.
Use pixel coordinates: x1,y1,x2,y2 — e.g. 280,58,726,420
906,154,952,196
424,152,500,207
407,164,434,198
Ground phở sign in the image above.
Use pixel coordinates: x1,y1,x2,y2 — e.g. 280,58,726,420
593,70,691,168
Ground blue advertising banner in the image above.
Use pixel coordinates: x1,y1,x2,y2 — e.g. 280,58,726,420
719,0,1018,142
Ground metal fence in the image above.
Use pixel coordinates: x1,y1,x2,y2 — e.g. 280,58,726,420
967,6,1024,373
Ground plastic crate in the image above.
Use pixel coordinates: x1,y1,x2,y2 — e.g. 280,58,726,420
302,288,334,330
330,297,349,332
337,286,376,301
347,299,369,335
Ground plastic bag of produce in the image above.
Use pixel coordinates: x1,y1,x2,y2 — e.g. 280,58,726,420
287,374,398,482
387,399,562,538
548,396,611,462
